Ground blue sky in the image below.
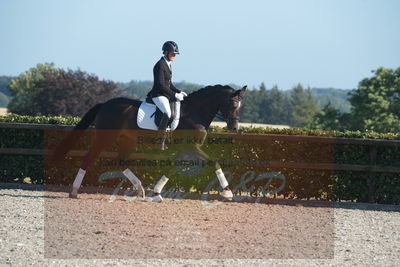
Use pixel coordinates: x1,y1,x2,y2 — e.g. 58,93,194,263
0,0,399,90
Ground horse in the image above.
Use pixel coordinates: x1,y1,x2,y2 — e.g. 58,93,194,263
51,84,246,201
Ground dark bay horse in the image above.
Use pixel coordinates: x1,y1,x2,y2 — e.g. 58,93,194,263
52,84,246,201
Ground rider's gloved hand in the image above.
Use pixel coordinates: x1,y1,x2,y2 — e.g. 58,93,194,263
175,92,185,101
181,92,188,97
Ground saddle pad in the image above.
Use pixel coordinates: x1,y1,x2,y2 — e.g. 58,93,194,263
137,102,180,131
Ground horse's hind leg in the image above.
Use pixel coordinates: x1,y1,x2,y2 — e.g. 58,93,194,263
121,168,145,200
70,130,120,198
116,135,145,200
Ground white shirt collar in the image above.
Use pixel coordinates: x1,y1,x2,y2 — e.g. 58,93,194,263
163,56,172,70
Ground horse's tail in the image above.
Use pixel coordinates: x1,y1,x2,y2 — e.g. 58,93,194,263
74,103,103,130
50,103,103,164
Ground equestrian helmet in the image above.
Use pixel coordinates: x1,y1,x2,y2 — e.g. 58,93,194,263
162,41,179,54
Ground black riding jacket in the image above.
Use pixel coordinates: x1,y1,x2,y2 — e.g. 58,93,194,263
146,57,181,102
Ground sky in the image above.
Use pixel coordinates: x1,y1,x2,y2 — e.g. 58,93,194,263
0,0,399,90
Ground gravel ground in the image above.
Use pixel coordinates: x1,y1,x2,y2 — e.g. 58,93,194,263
0,184,399,266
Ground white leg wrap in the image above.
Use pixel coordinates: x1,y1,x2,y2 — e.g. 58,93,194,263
72,168,86,190
123,168,142,187
169,101,181,130
154,175,169,194
216,168,229,189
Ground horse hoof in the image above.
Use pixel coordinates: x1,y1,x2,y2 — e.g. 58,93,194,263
69,192,78,199
221,189,233,200
151,195,163,203
137,185,146,200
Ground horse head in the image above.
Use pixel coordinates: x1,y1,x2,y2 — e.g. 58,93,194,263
216,85,247,130
183,84,246,130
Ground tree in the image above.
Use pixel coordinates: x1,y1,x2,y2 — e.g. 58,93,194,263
240,86,262,123
310,102,346,130
265,85,291,125
348,67,400,132
311,87,351,113
289,84,319,127
256,83,270,122
0,76,15,108
259,82,267,91
8,63,59,115
8,63,121,116
0,92,9,107
0,75,15,96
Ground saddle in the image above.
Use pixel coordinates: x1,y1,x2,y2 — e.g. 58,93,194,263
137,100,180,131
148,99,177,128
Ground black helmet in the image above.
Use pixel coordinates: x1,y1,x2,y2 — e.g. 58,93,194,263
162,41,179,54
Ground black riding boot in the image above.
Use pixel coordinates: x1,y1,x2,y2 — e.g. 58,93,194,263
157,113,170,150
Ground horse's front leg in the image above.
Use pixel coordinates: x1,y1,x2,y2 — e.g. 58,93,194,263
215,162,233,200
191,129,233,201
150,175,169,202
194,143,233,200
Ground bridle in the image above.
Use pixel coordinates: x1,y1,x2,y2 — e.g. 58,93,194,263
215,111,240,123
215,97,241,123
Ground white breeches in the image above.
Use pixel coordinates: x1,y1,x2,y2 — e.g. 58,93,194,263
152,96,171,118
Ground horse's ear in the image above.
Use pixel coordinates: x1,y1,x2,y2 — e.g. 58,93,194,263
235,86,247,97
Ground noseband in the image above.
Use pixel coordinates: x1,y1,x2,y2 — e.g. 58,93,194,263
215,112,240,123
216,98,241,123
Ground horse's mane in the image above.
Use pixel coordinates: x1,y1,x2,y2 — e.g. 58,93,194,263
184,84,234,102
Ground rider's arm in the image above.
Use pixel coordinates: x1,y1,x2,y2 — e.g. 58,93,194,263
170,82,181,93
153,63,177,100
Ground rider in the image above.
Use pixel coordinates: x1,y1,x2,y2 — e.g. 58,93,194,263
146,41,187,149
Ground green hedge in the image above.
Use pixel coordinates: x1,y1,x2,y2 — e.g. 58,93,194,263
2,113,400,139
0,113,81,125
1,114,400,204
